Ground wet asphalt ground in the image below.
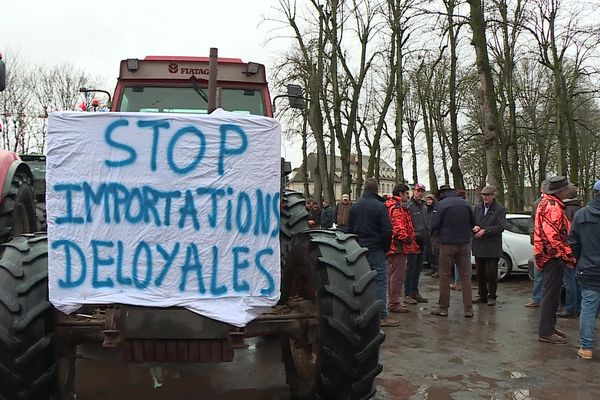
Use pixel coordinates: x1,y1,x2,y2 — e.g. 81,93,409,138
75,274,600,400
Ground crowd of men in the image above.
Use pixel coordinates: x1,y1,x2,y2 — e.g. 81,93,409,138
527,176,600,360
305,176,600,360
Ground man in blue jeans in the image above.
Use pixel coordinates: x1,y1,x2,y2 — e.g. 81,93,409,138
559,186,582,318
348,178,397,327
569,180,600,359
526,181,546,308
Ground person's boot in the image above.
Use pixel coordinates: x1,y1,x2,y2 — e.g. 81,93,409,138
411,292,429,303
557,311,578,319
380,317,401,327
538,334,567,344
578,348,592,360
425,268,438,277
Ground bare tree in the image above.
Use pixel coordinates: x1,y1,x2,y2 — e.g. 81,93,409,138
468,0,503,191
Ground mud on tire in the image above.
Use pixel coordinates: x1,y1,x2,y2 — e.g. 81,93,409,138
35,202,47,232
282,229,384,400
280,190,309,264
0,234,55,400
0,173,37,243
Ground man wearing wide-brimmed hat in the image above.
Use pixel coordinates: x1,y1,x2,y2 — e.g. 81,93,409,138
534,176,576,344
472,185,507,307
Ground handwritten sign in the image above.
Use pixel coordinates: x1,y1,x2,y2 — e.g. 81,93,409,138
47,110,281,327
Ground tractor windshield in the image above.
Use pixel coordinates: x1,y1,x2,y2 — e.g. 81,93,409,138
118,86,267,116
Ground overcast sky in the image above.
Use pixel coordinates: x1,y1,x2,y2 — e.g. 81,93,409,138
1,0,310,165
1,0,285,80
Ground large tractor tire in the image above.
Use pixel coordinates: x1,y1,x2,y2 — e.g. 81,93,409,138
279,190,309,305
281,229,384,400
35,202,47,232
0,173,37,243
0,234,55,400
280,190,309,264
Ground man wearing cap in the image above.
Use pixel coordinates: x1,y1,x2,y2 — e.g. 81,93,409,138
405,183,430,304
534,176,576,344
335,193,352,231
385,184,420,313
429,185,475,317
569,180,600,359
472,185,506,306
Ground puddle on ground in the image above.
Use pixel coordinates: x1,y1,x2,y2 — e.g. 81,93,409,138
376,377,414,400
425,387,456,400
466,372,500,389
509,389,531,400
508,371,527,379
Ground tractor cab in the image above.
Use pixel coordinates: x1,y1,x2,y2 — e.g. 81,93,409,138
111,56,272,117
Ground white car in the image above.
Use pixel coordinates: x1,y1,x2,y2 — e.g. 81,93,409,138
471,214,534,281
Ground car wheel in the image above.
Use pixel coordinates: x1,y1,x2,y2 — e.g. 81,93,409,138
497,254,512,282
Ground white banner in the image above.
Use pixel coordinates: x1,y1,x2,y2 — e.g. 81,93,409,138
47,110,281,327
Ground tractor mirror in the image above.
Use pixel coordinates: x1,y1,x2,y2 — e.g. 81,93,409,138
0,58,6,92
286,84,305,109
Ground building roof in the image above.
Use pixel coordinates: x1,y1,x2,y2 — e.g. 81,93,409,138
290,153,395,183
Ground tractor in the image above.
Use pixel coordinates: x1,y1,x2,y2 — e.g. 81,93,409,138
0,49,384,399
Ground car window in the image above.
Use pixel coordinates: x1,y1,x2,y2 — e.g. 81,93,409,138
506,217,533,235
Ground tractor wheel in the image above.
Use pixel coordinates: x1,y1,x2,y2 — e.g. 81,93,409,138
280,190,309,264
281,229,384,400
279,190,309,304
35,202,47,232
0,173,37,243
0,234,55,400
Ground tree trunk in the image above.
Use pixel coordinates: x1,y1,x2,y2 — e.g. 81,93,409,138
469,0,502,192
445,0,465,189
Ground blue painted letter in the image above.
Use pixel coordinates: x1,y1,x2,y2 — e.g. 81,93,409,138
53,240,87,288
232,246,250,292
105,119,136,168
137,119,170,171
218,124,248,175
91,240,115,288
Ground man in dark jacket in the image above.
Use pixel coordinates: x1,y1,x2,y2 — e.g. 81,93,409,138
425,194,439,277
320,199,335,228
405,183,430,304
569,180,600,360
429,186,475,317
560,184,583,318
349,178,397,327
472,185,506,306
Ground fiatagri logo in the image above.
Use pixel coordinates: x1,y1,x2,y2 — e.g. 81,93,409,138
168,63,209,76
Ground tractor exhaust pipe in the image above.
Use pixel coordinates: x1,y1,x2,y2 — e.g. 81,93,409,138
208,47,218,114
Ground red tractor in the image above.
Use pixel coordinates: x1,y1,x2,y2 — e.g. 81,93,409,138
0,50,384,399
0,55,38,242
